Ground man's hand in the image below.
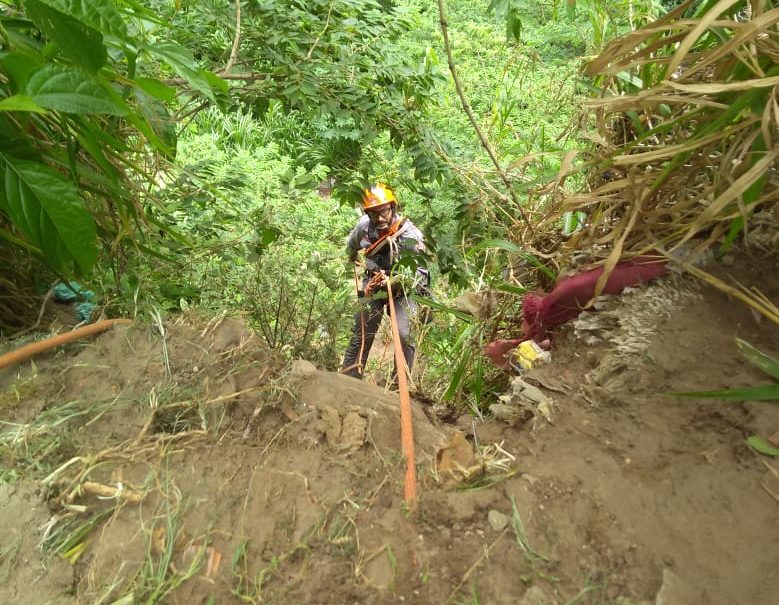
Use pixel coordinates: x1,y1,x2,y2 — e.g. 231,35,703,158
364,271,387,297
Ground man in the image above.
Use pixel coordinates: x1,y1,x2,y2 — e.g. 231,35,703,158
341,183,429,382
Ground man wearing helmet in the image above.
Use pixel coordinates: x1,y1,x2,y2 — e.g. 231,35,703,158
341,183,429,382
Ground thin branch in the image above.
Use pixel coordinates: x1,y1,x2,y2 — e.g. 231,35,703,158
436,0,532,233
220,0,242,75
164,73,271,86
305,1,334,61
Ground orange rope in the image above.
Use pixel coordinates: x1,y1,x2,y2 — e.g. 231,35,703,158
0,318,133,371
385,279,417,509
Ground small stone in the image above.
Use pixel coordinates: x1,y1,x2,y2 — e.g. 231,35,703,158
767,430,779,448
488,509,509,531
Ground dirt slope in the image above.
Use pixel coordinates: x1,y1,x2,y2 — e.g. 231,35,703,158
0,261,777,605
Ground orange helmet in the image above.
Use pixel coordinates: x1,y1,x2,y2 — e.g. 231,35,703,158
362,183,397,211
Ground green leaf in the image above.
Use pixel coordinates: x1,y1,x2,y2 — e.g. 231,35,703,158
444,345,473,401
505,8,521,43
133,77,177,103
35,0,127,41
135,92,176,157
737,338,779,381
26,65,126,115
144,43,220,102
410,295,472,322
470,238,521,254
0,95,48,113
746,436,779,457
0,153,97,273
667,385,779,401
495,282,527,296
0,51,46,92
25,0,107,72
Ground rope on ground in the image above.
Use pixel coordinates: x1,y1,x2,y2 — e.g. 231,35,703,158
386,279,417,509
0,318,133,371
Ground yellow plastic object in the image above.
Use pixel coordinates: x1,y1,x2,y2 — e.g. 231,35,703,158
511,340,551,371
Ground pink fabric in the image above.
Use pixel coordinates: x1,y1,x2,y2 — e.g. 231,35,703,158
484,256,667,369
483,338,524,370
523,255,666,340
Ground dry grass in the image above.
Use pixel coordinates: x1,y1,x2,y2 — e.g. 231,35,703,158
527,1,778,309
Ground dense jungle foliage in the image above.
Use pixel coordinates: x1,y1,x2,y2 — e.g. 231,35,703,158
1,0,776,411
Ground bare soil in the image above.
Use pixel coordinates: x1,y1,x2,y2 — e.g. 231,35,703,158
0,259,777,605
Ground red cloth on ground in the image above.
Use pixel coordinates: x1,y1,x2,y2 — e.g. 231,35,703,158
483,256,667,370
522,255,667,341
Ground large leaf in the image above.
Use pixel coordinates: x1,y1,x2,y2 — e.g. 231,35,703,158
25,65,126,115
144,43,221,102
25,0,107,72
0,51,46,92
35,0,128,41
133,77,177,103
0,153,98,274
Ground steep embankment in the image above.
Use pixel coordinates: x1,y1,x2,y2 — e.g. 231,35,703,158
0,258,777,604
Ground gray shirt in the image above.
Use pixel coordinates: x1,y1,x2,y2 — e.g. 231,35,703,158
346,214,429,293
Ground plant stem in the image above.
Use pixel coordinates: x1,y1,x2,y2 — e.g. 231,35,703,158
436,0,532,233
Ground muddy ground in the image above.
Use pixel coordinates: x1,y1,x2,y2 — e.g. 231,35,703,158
0,258,777,605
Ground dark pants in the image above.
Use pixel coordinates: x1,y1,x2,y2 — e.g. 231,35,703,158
342,294,417,380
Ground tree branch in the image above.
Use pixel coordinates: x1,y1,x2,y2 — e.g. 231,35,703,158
436,0,531,232
305,1,334,61
220,0,242,75
163,73,272,86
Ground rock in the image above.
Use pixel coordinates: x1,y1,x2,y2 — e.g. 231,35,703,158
290,359,317,377
338,410,367,452
319,405,341,447
436,432,476,479
488,403,533,426
655,569,699,605
487,509,509,531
